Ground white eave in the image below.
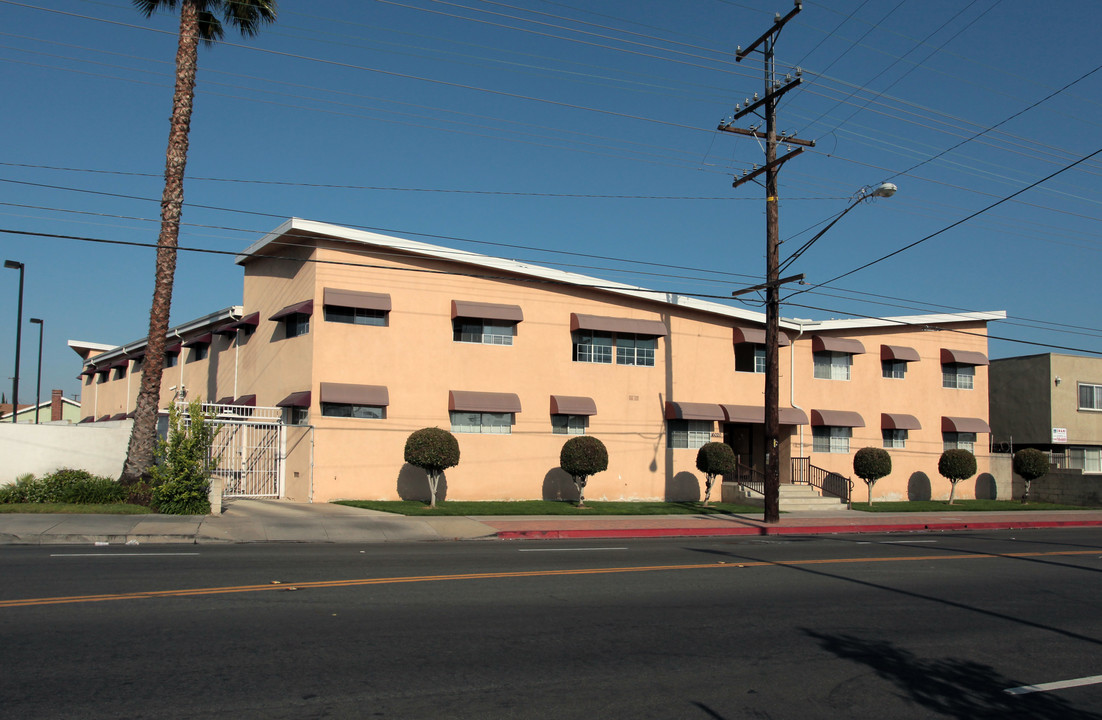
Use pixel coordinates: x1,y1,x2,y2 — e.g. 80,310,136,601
238,218,1005,332
68,340,117,360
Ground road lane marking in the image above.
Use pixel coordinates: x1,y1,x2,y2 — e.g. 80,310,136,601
518,547,628,552
880,540,937,544
50,553,201,558
2,548,1097,609
1005,674,1102,695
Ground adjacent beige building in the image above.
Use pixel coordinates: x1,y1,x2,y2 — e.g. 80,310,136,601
75,219,1005,503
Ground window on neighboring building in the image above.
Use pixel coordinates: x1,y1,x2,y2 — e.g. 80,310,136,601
814,351,852,381
450,411,513,434
1068,447,1101,472
453,318,515,345
813,426,852,453
573,330,656,366
284,313,310,339
1079,383,1102,411
735,343,766,373
321,402,386,419
943,432,976,453
551,414,587,435
325,305,387,326
882,360,907,379
668,420,712,449
882,429,907,449
942,363,975,389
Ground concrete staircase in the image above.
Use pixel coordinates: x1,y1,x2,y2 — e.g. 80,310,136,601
778,483,848,511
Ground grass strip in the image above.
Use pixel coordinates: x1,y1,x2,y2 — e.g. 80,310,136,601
0,503,155,514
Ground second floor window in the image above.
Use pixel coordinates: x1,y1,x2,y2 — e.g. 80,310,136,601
1080,384,1102,411
325,305,387,326
453,318,515,345
573,330,656,366
285,313,310,339
942,363,974,389
814,351,852,381
882,360,907,379
735,343,766,373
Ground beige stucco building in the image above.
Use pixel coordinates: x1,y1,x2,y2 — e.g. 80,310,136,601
75,219,1004,503
990,353,1102,473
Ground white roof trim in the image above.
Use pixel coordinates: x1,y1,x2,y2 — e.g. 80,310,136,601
76,306,243,368
241,218,1005,331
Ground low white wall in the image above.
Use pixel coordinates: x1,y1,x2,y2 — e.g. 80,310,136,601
0,421,132,482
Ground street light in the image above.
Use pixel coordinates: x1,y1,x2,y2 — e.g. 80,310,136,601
30,318,43,424
733,183,897,523
4,259,24,424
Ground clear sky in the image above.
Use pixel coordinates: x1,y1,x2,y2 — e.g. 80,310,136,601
1,0,1100,404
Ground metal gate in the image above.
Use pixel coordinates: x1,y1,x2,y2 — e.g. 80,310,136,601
179,402,285,498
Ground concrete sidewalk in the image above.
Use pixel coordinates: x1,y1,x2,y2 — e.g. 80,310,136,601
1,498,1101,546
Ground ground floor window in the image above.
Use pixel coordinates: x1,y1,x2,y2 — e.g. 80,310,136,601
882,429,907,449
1068,446,1101,472
551,414,587,435
813,426,852,453
668,420,711,449
321,402,385,419
450,411,513,434
943,432,976,453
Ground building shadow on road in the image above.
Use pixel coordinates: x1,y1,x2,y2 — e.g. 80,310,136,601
803,629,1102,719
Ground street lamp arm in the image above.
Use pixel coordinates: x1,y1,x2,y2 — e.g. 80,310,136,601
777,182,897,275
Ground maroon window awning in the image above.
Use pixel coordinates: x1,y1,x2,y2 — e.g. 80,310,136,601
812,336,866,354
110,358,129,370
942,416,990,433
164,343,181,354
235,394,256,407
720,404,808,425
732,327,791,346
881,344,920,362
571,313,667,337
216,312,261,334
216,396,236,405
183,333,212,348
79,416,94,424
320,382,390,406
325,289,392,312
270,300,314,321
81,367,96,377
811,409,866,427
550,395,597,416
451,300,522,322
941,348,989,366
97,414,112,422
449,390,522,413
110,413,128,421
882,413,922,430
664,402,724,421
277,391,311,408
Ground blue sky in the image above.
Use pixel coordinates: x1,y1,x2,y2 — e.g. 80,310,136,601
1,0,1100,403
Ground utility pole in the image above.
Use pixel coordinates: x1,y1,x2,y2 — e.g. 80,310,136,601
719,1,812,523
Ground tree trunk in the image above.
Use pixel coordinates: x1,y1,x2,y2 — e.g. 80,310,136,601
948,480,958,505
574,476,587,507
1022,480,1030,504
120,1,200,485
704,475,714,506
868,480,874,505
427,471,438,508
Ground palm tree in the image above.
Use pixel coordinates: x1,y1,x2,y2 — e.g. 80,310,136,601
120,0,277,486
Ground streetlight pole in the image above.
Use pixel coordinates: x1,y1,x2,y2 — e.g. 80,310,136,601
30,318,43,424
4,259,24,424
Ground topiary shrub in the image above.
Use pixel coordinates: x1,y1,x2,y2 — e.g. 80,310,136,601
559,436,608,507
1013,448,1049,504
695,442,736,506
938,449,977,505
148,401,219,515
853,447,892,505
404,427,460,508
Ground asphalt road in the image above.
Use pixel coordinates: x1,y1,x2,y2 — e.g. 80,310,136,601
2,529,1101,719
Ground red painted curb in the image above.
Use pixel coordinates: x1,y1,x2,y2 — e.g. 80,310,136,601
494,519,1102,541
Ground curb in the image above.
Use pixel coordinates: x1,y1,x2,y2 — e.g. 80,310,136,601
494,519,1102,540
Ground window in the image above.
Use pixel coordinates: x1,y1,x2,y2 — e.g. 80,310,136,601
1079,383,1102,411
321,402,385,419
814,351,852,380
325,306,387,326
453,318,515,345
668,420,712,449
735,343,766,373
882,429,907,449
84,373,93,386
942,363,975,389
1068,447,1101,472
943,432,976,453
164,353,178,369
573,330,656,366
132,358,143,372
813,426,852,453
284,313,310,338
190,345,208,362
552,414,587,435
882,360,907,379
113,366,126,380
573,330,613,364
615,333,656,366
450,411,513,434
96,372,108,384
286,407,309,426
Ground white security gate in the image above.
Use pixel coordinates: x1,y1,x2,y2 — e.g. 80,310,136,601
179,403,285,498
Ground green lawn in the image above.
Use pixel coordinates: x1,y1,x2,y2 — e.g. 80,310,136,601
851,500,1094,512
334,500,762,516
0,503,155,514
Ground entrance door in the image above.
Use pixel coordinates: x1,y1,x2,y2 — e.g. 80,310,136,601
724,423,757,472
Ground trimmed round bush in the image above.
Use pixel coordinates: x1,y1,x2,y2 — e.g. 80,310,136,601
404,427,460,507
560,436,608,506
853,447,892,505
1013,448,1049,503
696,442,735,505
938,449,977,505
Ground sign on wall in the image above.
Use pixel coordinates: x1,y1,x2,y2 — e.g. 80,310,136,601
1052,427,1068,443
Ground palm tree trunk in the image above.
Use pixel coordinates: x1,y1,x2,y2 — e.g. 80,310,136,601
120,1,200,485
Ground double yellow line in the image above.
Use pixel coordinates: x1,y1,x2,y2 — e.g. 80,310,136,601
2,549,1096,609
